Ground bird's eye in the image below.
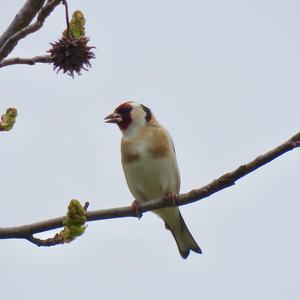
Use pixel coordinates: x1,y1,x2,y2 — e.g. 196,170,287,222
117,106,132,115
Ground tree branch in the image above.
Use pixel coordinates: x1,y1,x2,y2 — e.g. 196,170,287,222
0,131,299,245
0,0,46,51
0,55,51,67
0,0,62,61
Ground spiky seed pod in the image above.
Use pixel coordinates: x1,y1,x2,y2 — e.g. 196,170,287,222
48,36,95,77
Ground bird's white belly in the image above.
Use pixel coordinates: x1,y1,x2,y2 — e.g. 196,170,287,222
123,156,179,202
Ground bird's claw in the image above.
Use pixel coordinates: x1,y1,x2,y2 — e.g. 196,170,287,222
165,192,178,207
131,200,143,219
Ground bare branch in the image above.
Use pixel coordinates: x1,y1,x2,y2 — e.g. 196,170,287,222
0,131,299,245
0,0,62,61
0,0,46,50
0,55,51,67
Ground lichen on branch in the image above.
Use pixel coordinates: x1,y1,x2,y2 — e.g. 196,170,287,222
62,199,87,242
63,10,86,38
0,108,17,131
26,199,88,247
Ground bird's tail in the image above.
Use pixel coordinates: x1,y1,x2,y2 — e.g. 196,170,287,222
154,207,202,259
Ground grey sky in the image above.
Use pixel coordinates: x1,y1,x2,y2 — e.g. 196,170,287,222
1,1,300,299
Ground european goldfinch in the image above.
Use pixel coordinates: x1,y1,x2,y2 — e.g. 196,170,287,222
105,101,201,259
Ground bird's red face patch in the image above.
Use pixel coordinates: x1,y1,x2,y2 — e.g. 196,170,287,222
115,102,133,131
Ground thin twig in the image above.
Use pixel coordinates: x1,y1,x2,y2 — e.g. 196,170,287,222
0,55,51,67
62,0,70,37
0,131,299,245
0,0,62,61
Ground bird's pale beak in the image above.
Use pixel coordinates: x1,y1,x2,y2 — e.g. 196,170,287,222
104,112,122,124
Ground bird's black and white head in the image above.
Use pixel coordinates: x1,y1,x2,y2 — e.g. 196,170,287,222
105,101,153,136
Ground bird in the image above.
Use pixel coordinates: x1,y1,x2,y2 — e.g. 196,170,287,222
105,101,201,259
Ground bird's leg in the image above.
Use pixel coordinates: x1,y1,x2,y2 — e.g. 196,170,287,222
131,199,143,219
165,192,178,207
164,193,178,231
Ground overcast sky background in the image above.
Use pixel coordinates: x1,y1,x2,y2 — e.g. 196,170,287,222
1,1,300,299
